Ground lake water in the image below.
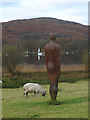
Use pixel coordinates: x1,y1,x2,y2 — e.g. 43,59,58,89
24,54,82,65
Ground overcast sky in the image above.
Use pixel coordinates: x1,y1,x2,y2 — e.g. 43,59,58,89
0,0,89,25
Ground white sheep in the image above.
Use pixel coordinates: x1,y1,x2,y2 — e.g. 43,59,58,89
23,83,46,98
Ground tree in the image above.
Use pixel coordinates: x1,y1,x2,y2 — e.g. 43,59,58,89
23,39,38,51
2,45,24,75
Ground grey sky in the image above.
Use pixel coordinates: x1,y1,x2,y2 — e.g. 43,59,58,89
0,0,89,25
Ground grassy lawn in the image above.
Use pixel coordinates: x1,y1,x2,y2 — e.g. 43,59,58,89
2,80,88,118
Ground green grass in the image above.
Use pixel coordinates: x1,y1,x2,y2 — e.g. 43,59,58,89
2,80,88,118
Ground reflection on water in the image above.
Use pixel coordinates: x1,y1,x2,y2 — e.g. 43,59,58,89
24,48,83,65
24,54,82,65
25,55,45,65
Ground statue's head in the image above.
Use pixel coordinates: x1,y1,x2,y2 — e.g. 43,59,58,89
49,33,56,41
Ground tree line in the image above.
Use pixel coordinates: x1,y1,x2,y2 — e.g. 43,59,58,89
2,38,88,75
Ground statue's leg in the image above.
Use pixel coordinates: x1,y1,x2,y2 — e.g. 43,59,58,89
48,73,59,100
50,81,58,100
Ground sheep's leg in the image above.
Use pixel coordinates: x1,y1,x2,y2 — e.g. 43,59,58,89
26,92,29,98
37,92,40,97
23,93,25,98
34,91,36,95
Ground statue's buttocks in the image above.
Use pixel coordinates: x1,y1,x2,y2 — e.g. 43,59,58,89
45,41,60,73
47,62,55,72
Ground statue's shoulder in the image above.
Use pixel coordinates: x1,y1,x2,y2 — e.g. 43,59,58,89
45,43,50,49
45,42,60,49
55,43,60,49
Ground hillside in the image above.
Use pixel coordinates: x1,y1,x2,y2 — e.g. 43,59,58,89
2,17,88,64
2,17,87,45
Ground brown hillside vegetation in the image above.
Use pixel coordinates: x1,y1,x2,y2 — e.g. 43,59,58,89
2,17,87,45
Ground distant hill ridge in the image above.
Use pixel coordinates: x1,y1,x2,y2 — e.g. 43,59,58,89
3,17,86,25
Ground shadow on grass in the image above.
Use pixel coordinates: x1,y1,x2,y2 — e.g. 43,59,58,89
60,97,88,105
46,96,87,106
47,99,61,105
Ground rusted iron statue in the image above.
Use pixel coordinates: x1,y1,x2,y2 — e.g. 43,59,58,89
45,33,61,100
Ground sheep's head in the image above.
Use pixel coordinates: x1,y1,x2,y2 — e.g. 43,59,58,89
41,91,46,97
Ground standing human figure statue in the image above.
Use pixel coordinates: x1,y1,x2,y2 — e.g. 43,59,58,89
45,33,61,100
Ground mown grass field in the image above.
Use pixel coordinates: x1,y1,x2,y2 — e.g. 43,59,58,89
2,79,88,118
